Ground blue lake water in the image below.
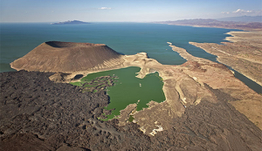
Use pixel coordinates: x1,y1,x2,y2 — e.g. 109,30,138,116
0,23,232,70
1,22,261,93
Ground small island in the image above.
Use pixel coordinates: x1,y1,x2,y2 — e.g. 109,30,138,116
51,20,90,25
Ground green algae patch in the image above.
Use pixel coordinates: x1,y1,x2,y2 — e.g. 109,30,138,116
105,67,165,120
70,82,83,86
71,67,165,120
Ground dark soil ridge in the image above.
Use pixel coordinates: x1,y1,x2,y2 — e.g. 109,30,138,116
1,71,262,151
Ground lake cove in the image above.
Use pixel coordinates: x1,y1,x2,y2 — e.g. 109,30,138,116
71,67,165,120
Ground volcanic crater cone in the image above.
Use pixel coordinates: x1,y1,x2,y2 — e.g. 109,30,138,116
10,41,124,73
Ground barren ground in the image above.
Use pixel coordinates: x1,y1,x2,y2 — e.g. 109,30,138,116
190,30,262,86
1,71,262,151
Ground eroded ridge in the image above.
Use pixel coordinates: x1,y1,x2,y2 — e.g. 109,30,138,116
189,31,262,86
168,42,262,130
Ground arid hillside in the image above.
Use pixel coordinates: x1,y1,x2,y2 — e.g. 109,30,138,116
10,41,124,73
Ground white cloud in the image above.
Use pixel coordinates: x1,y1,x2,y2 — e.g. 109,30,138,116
222,12,230,14
222,9,262,16
233,9,252,13
99,7,112,10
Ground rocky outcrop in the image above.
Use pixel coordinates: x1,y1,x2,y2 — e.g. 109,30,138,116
10,41,124,73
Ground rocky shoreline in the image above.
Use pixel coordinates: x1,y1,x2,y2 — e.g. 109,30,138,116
190,30,262,87
1,70,262,150
71,75,118,94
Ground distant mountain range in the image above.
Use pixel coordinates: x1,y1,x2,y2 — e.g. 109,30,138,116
217,16,262,22
51,20,90,25
155,17,262,30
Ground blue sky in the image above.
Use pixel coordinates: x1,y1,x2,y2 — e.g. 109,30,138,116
1,0,261,22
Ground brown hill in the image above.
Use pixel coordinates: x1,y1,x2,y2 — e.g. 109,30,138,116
10,41,124,73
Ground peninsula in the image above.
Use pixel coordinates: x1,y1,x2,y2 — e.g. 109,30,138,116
190,30,262,87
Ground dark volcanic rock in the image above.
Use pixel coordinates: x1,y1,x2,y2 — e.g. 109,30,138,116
1,71,262,151
0,71,109,150
0,71,150,151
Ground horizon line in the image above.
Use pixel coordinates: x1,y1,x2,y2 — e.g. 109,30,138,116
1,15,261,24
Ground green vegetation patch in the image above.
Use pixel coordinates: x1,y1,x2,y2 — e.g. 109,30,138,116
70,82,83,86
128,115,134,122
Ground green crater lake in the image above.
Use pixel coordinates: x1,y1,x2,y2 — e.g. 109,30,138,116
71,67,165,120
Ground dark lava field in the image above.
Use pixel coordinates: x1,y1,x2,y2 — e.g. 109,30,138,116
0,71,262,151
